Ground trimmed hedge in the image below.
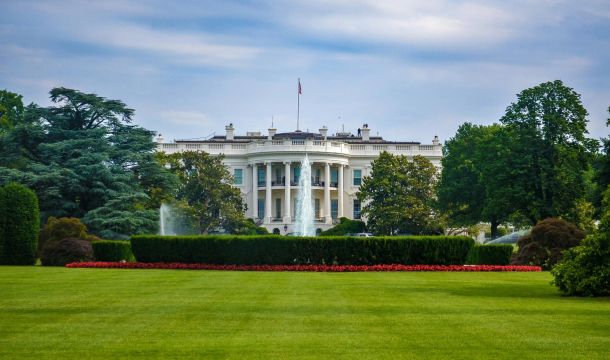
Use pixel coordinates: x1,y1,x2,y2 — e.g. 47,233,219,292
130,235,475,265
92,240,134,262
467,244,514,265
0,183,40,265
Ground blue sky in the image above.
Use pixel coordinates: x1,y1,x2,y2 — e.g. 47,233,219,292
1,0,609,143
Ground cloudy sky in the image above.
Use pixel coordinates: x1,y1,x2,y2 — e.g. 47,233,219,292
1,0,609,143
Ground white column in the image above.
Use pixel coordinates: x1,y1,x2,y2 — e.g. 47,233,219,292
252,163,258,219
338,164,344,218
324,162,331,224
265,161,272,223
284,161,291,223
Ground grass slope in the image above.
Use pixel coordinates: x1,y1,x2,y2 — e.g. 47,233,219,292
0,267,608,359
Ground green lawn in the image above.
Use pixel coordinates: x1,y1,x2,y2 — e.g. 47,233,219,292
0,267,608,359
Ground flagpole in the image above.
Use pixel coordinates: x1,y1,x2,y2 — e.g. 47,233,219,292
297,78,300,131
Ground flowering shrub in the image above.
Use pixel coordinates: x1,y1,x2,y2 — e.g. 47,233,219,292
66,261,541,272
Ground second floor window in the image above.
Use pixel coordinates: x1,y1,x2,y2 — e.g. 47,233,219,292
353,169,362,186
233,169,243,185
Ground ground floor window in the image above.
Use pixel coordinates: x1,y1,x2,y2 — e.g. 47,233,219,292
275,198,281,218
331,199,338,219
257,198,265,218
353,199,361,219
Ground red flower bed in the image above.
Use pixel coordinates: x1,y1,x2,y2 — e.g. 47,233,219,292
66,262,542,272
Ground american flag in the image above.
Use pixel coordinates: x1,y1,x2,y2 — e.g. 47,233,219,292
298,79,302,95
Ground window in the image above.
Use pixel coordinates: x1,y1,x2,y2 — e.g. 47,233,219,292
257,199,265,218
331,199,338,219
233,169,243,185
275,198,281,218
258,168,265,186
353,199,361,219
353,169,362,186
331,169,338,186
293,167,301,183
315,198,320,218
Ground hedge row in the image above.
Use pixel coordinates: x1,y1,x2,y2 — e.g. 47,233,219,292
92,240,134,262
467,244,514,265
130,235,475,265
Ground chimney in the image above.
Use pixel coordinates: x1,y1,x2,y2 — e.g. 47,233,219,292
432,135,440,146
319,126,328,140
268,127,277,140
361,124,370,141
225,123,235,140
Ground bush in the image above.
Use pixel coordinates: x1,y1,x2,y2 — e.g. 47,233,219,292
467,245,513,265
0,183,40,265
511,218,584,270
130,235,475,265
320,217,366,236
38,217,98,255
40,237,94,266
92,240,134,262
551,234,610,296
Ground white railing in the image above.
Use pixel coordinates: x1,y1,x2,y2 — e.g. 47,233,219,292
159,140,442,158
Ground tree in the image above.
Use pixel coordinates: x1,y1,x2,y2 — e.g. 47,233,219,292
82,193,159,239
357,152,440,235
0,90,24,131
499,80,595,225
436,123,513,237
0,88,176,236
158,151,246,234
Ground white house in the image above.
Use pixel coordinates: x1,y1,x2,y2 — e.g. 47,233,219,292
156,124,442,234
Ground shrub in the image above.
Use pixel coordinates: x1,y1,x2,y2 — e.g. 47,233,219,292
320,217,366,236
467,245,513,265
40,238,94,266
0,183,40,265
511,218,584,270
38,217,98,255
551,234,610,296
130,235,475,265
92,240,134,262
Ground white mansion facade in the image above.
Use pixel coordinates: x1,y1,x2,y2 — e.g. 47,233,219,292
156,124,442,234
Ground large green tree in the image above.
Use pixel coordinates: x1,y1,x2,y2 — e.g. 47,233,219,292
437,123,514,237
158,150,246,234
0,88,176,238
499,80,595,225
357,152,440,235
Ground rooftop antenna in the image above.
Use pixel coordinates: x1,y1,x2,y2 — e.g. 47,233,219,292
271,116,274,128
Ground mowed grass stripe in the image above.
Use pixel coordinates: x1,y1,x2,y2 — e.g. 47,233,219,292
0,267,608,359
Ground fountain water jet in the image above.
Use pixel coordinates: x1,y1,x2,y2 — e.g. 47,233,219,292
295,154,316,236
159,203,175,235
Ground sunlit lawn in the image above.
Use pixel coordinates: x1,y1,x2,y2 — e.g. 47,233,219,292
0,267,608,359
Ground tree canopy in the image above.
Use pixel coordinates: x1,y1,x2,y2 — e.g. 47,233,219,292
0,88,176,238
357,152,440,235
157,150,247,234
499,80,595,224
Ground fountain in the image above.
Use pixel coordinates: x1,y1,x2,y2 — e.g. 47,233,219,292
159,203,175,235
295,154,316,236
